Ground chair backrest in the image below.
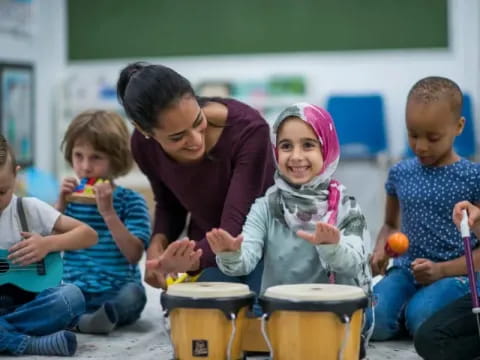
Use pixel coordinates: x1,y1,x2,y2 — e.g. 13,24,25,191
455,94,476,158
326,94,387,159
404,93,476,158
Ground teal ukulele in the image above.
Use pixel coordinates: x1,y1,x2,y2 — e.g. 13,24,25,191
0,251,63,292
0,197,63,293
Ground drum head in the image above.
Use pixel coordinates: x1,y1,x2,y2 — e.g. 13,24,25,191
166,282,251,299
264,283,365,301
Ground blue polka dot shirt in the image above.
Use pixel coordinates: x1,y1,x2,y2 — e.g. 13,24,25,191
386,158,480,268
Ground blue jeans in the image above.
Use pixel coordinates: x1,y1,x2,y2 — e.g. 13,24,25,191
0,283,85,355
371,266,475,341
83,282,146,326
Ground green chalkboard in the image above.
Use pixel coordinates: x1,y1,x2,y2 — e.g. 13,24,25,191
68,0,448,60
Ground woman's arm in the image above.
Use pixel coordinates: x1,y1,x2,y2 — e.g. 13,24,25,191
193,122,274,270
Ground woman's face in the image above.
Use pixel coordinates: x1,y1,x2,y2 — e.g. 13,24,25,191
150,95,208,163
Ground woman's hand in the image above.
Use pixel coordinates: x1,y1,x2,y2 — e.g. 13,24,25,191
145,238,203,284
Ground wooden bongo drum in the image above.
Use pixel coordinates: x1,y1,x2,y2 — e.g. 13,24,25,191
161,282,254,360
259,283,368,360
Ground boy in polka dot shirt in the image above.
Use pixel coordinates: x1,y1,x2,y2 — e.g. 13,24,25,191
369,76,480,341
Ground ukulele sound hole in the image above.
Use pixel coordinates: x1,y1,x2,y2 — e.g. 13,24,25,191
0,260,10,273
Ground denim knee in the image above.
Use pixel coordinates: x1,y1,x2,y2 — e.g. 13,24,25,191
114,282,146,325
371,306,401,341
118,282,146,306
58,283,86,320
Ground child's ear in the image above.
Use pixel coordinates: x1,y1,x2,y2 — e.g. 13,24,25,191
14,165,21,175
456,116,465,135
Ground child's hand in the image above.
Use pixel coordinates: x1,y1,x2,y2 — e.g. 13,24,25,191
452,201,480,231
8,232,49,266
146,238,203,276
297,222,340,246
411,258,443,285
206,228,243,254
56,177,78,211
59,177,78,200
95,181,114,217
370,249,389,276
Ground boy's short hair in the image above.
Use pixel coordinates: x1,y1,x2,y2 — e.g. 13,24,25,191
407,76,463,118
62,110,133,178
0,134,17,173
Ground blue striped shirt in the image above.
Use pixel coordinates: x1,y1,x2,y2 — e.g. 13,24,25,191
63,186,151,293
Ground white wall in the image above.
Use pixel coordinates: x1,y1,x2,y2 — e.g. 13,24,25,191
1,0,478,179
66,0,480,161
0,0,66,172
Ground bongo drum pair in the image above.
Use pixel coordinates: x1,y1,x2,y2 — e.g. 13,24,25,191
162,282,367,360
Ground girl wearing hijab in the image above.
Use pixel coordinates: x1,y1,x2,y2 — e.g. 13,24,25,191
206,103,372,296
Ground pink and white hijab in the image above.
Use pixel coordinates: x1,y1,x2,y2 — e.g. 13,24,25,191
267,102,348,232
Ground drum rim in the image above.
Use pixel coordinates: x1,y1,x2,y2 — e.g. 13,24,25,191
166,281,252,298
161,292,255,320
263,283,366,301
258,295,368,321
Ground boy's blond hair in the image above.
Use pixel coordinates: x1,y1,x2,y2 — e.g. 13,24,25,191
61,110,133,178
0,134,17,173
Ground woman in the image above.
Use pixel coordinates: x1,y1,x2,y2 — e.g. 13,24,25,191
117,62,275,291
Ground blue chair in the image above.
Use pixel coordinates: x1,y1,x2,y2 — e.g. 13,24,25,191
456,94,476,158
326,95,387,159
405,94,476,158
17,167,60,205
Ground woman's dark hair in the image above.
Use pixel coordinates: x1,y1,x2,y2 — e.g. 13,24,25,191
117,62,195,133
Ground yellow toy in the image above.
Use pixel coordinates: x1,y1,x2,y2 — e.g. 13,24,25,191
166,272,202,287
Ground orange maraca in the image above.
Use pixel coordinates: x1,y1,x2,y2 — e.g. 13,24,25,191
376,232,409,274
385,232,409,257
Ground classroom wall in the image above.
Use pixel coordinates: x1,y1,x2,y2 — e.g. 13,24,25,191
0,0,478,173
0,0,67,173
57,0,480,238
64,0,480,161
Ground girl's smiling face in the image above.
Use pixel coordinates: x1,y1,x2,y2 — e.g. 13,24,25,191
276,117,324,185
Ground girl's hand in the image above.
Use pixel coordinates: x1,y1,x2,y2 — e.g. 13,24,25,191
452,201,480,231
8,232,49,266
146,238,203,275
206,228,243,254
297,222,340,245
95,181,114,217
